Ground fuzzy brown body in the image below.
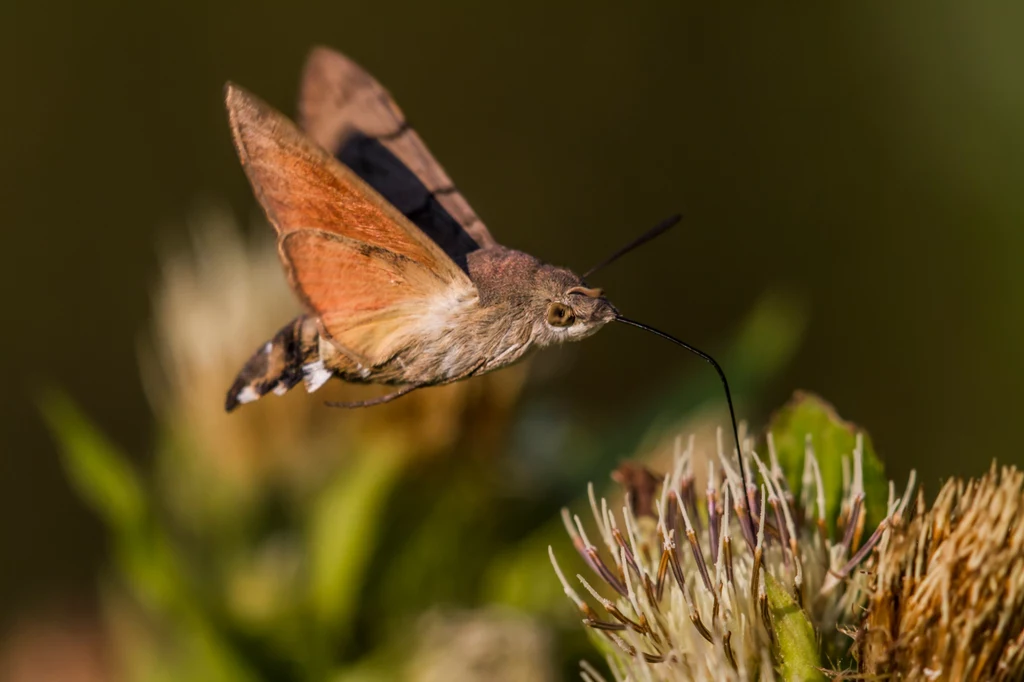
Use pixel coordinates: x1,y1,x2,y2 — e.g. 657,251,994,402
226,247,615,410
224,49,615,412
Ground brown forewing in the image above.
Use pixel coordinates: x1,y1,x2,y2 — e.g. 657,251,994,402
225,83,470,287
299,46,497,249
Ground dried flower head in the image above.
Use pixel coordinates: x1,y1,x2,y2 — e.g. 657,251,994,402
857,464,1024,681
550,431,914,681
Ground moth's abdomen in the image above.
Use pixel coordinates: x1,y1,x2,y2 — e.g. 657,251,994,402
225,315,322,411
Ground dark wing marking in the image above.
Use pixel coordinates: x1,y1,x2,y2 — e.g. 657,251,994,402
299,46,498,258
337,132,481,273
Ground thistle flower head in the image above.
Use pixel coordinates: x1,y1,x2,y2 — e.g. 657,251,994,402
551,429,914,681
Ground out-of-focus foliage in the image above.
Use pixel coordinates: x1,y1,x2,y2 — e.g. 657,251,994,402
40,391,146,539
38,212,803,681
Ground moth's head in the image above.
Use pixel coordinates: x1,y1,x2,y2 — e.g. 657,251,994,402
532,267,617,346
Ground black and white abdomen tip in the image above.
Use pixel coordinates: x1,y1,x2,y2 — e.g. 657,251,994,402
224,315,322,411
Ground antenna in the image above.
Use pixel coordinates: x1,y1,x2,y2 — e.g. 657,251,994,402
614,316,754,525
583,214,681,280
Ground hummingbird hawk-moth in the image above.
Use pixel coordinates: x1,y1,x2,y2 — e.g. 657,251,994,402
222,47,752,496
224,46,624,411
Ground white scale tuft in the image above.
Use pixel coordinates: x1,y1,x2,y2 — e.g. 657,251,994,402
302,360,332,393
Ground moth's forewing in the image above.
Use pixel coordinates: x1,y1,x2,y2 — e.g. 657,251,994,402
226,84,466,278
225,84,474,364
299,47,498,258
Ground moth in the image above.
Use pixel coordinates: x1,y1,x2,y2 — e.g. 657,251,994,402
223,47,751,493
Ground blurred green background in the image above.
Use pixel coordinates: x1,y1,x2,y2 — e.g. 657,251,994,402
1,1,1023,678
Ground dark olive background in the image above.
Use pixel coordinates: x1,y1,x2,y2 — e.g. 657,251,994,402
2,1,1022,627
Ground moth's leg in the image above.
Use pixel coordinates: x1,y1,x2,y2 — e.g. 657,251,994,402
325,384,422,409
324,360,489,409
455,359,488,381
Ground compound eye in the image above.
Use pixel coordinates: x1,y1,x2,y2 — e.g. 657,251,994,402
546,302,576,328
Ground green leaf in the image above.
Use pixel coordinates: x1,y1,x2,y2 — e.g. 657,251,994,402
39,389,146,535
374,463,493,620
307,443,405,638
767,392,888,532
765,572,826,682
42,391,269,682
483,531,571,615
